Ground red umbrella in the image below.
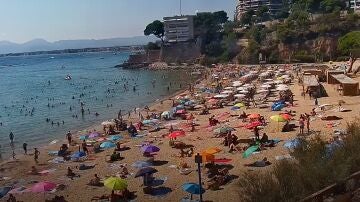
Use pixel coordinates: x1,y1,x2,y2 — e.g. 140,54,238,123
281,114,292,120
176,109,186,114
168,130,186,138
245,121,262,129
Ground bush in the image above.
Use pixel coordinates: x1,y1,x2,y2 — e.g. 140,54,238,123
293,54,315,63
336,56,350,61
238,118,360,202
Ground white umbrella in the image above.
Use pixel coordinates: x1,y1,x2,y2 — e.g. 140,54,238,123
260,84,271,88
232,81,242,87
276,86,289,91
239,90,249,94
236,87,247,91
214,94,229,98
221,90,233,94
257,89,269,93
101,121,115,126
234,94,246,98
224,87,234,90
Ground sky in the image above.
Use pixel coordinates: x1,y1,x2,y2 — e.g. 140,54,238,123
0,0,236,43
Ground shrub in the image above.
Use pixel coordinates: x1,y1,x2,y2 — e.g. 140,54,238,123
238,118,360,202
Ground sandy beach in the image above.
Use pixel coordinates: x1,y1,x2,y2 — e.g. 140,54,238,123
1,61,360,202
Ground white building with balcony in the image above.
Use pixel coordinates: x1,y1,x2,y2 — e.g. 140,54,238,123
235,0,283,21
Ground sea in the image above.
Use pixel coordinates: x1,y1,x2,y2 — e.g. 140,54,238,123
0,51,195,159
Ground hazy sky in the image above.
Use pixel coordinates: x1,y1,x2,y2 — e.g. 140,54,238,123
0,0,236,43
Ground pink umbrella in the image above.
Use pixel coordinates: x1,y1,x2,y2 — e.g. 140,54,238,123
176,109,186,114
31,181,56,193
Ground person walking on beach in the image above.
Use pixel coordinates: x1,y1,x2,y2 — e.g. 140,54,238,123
66,131,72,145
306,116,310,134
34,148,40,164
299,117,305,135
23,142,28,155
9,132,14,144
82,140,89,155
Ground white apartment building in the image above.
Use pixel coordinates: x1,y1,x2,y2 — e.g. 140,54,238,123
163,15,195,43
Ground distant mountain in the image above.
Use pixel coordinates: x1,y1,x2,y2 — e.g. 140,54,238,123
0,36,156,54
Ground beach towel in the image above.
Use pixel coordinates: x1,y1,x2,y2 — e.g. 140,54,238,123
243,145,259,158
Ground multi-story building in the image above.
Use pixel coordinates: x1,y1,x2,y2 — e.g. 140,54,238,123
349,0,360,12
235,0,283,21
163,15,195,43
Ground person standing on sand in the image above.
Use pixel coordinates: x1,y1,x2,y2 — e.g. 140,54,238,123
299,117,305,135
9,132,14,144
23,142,28,155
306,116,310,134
82,140,89,155
66,131,72,145
34,148,40,164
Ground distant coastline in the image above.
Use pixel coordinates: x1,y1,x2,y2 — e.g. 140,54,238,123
0,45,144,57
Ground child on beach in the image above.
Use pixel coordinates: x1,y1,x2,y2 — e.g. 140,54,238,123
34,148,40,164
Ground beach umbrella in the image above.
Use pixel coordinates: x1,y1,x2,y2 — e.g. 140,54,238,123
243,145,259,158
101,121,115,126
176,105,185,110
200,153,215,162
71,151,86,159
184,100,195,106
236,87,247,91
257,89,269,94
0,186,11,199
260,84,271,88
31,182,56,193
270,115,287,122
276,86,289,91
107,135,122,141
132,161,152,168
234,94,246,98
100,141,116,149
168,130,186,138
281,114,292,120
182,183,205,197
141,145,160,153
89,132,100,138
213,126,235,134
214,94,229,99
176,109,186,114
220,90,233,94
79,135,89,140
104,177,128,191
224,86,234,90
207,99,218,104
248,113,261,119
135,167,158,178
202,147,222,155
234,103,245,108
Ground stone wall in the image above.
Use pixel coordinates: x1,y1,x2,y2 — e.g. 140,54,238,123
160,41,201,63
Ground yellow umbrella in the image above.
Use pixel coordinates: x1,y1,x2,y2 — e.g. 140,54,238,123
104,177,128,191
270,115,287,122
202,147,222,155
234,103,245,108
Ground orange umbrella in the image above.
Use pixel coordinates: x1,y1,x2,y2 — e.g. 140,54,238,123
281,114,292,120
200,152,215,163
202,147,222,155
168,130,186,138
248,113,261,119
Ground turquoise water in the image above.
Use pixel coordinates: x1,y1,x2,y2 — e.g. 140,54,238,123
0,52,194,157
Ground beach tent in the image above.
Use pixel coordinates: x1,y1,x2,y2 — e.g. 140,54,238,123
243,145,259,158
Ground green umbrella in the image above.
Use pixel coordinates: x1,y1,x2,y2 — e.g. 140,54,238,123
104,177,128,191
243,145,259,158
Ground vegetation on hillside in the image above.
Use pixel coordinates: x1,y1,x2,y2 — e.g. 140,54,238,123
238,118,360,202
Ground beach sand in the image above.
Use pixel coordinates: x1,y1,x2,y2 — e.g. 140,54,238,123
1,63,360,202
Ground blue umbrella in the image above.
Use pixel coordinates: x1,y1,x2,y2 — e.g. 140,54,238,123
132,161,152,168
107,135,122,141
100,141,116,149
79,135,89,140
176,105,185,110
71,151,86,158
0,186,11,199
182,183,205,200
141,145,160,153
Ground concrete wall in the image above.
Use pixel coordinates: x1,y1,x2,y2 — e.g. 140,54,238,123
160,41,201,63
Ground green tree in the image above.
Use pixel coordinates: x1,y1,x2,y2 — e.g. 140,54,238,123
240,10,255,26
144,20,165,44
256,6,270,22
338,31,360,73
319,0,345,13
